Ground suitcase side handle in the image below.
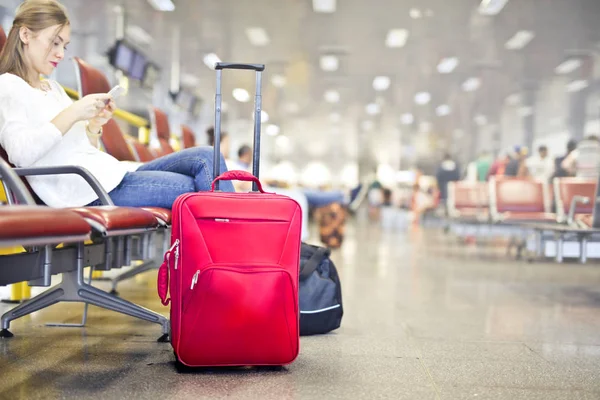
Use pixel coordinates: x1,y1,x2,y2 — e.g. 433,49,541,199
215,62,265,71
211,170,268,193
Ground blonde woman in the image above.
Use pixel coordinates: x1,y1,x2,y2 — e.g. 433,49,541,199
0,0,233,209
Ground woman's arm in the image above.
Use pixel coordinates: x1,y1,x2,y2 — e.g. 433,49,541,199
0,94,64,167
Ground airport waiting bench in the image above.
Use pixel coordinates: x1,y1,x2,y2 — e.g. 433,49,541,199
445,177,599,262
0,157,169,340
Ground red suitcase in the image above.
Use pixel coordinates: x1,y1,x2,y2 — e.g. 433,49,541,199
157,63,302,367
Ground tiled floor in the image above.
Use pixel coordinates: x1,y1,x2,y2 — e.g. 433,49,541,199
1,219,600,399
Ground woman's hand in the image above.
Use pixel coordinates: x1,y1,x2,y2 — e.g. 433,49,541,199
71,94,112,121
52,93,112,135
87,100,115,134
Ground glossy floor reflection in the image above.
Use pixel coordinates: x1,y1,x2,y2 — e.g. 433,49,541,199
1,219,600,399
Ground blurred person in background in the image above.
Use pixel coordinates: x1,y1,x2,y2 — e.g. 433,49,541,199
561,135,600,179
524,145,554,181
504,146,528,177
435,153,460,204
553,139,577,178
476,151,493,182
487,150,511,180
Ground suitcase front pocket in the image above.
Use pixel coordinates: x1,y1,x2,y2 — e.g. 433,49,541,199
179,265,299,367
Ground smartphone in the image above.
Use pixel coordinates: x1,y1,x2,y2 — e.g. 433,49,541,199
106,85,125,104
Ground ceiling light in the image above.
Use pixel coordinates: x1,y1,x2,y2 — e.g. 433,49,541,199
320,55,339,71
385,29,409,48
285,102,300,113
233,88,250,102
252,110,269,122
506,93,520,105
126,25,152,45
414,92,431,105
329,113,341,123
518,106,533,117
373,76,391,91
555,59,582,75
266,124,280,136
437,57,459,74
271,74,287,88
401,113,414,125
566,80,589,92
478,0,509,16
312,0,336,13
436,104,451,116
203,53,221,70
366,103,381,115
146,0,175,11
474,114,487,126
462,77,481,92
324,90,340,103
275,135,291,150
409,8,422,19
361,120,374,131
245,27,270,46
505,30,535,50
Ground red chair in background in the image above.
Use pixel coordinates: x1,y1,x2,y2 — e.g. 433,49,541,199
181,125,196,149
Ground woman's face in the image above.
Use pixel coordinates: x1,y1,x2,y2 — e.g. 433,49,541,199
21,24,70,77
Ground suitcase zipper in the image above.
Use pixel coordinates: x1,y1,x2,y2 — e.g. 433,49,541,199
190,270,201,289
166,239,179,270
174,240,180,270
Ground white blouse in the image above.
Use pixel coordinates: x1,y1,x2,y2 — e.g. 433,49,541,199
0,73,132,208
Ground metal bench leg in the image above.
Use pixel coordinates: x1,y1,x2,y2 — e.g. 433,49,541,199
1,286,64,337
110,259,157,295
46,265,94,328
580,235,588,264
2,243,170,341
555,233,564,263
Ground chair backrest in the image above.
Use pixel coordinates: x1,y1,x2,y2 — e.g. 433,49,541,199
0,26,7,53
490,177,548,214
150,107,175,155
0,146,44,205
181,125,196,149
553,177,597,219
449,181,488,210
129,140,156,162
72,57,139,162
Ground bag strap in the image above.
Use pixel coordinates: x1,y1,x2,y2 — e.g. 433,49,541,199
300,246,330,281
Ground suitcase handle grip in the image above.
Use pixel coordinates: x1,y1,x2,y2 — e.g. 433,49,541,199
211,170,266,192
215,62,265,72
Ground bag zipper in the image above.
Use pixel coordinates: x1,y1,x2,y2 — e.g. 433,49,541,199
173,239,180,270
190,270,201,289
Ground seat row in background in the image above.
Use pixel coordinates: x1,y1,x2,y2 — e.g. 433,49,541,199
446,177,599,262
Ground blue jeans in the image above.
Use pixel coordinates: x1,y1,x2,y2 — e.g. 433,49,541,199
89,147,234,208
301,188,346,208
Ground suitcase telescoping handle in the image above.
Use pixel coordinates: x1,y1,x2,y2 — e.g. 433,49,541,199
213,62,265,192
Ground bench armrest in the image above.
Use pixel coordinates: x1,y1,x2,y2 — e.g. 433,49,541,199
0,158,36,205
567,195,590,225
12,165,114,206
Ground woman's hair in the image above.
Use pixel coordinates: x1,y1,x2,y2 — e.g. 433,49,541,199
0,0,70,84
205,126,228,146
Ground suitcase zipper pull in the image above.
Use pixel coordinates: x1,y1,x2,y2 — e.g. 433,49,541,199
190,270,201,290
173,239,180,270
